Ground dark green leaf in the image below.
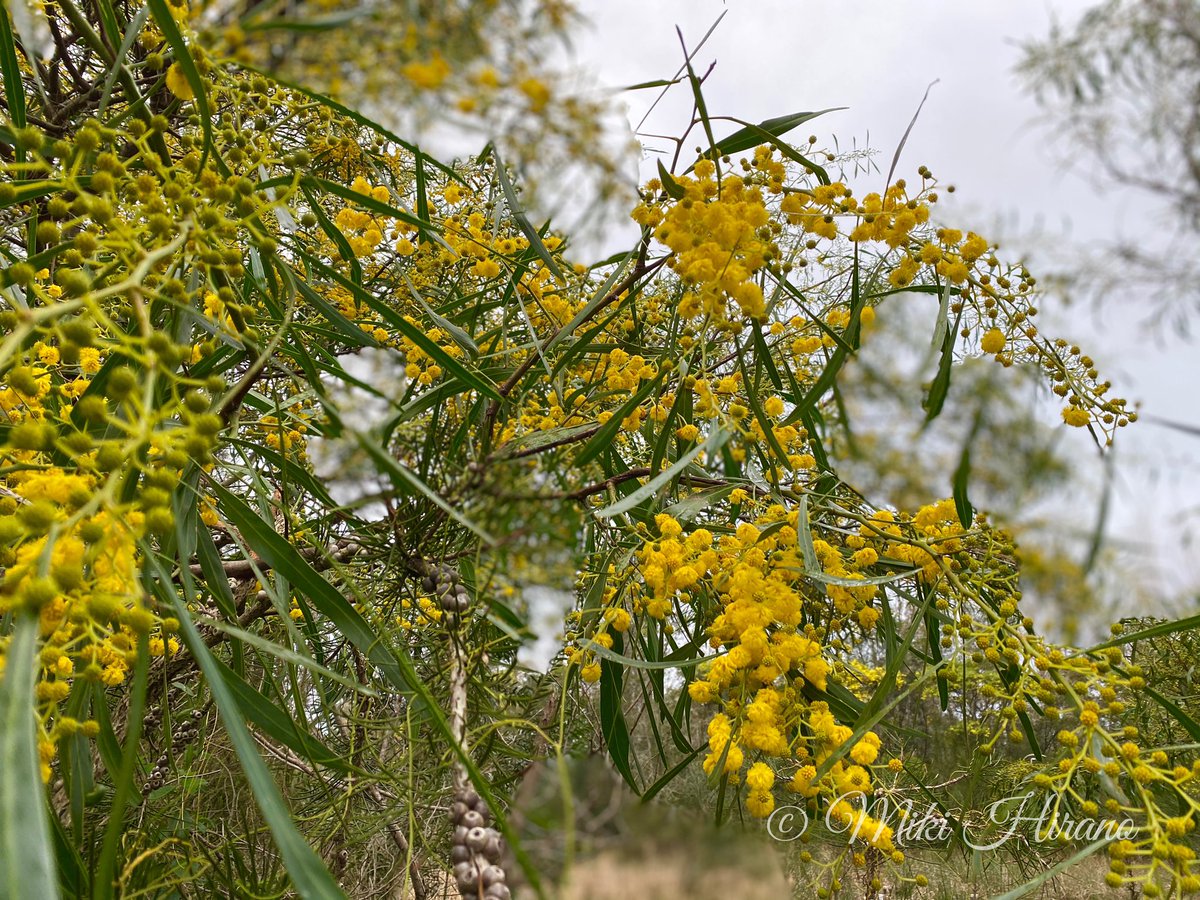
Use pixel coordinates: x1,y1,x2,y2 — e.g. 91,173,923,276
656,160,685,200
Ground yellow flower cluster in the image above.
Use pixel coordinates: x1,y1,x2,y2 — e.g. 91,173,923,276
634,157,771,322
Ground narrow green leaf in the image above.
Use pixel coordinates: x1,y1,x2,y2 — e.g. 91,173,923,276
695,113,840,183
622,78,681,91
794,493,822,583
299,252,503,401
208,655,354,773
210,481,414,692
98,4,151,114
599,640,636,790
544,251,637,355
703,109,843,160
640,747,703,802
656,160,685,200
680,37,717,159
299,183,362,285
952,443,973,529
582,640,716,671
200,618,380,697
0,616,59,900
86,686,121,783
240,7,371,32
352,432,498,545
886,79,938,189
575,374,664,467
303,176,443,247
952,406,982,528
1081,613,1200,655
662,483,735,522
923,305,961,422
403,275,478,354
780,563,919,588
289,271,376,347
0,4,28,128
814,667,938,782
595,428,730,519
1016,708,1043,759
492,157,565,282
146,0,214,162
1143,686,1200,744
496,422,597,458
992,837,1114,900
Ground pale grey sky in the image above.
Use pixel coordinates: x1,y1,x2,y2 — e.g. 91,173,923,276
571,0,1200,603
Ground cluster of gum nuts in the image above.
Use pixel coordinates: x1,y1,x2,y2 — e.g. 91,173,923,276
421,565,471,619
143,709,204,796
451,786,510,899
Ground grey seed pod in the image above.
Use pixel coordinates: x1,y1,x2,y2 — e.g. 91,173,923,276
481,865,506,887
421,575,436,593
482,836,503,862
455,584,469,599
461,809,484,829
451,800,469,823
465,827,488,851
450,844,471,864
460,790,482,809
484,884,511,900
452,861,478,887
453,825,469,845
440,594,461,612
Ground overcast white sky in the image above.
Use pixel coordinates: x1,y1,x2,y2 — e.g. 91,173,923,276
570,0,1200,603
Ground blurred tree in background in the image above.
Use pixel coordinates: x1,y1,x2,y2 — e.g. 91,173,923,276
1019,0,1200,334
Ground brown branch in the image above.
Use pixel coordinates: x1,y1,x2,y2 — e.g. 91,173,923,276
563,467,652,501
186,540,358,579
494,424,600,461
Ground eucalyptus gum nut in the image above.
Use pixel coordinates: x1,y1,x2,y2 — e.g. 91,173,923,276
460,790,482,809
466,827,488,851
481,866,506,887
484,884,511,900
453,862,478,886
461,809,484,829
483,836,503,861
451,845,471,864
453,825,469,845
452,801,469,823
